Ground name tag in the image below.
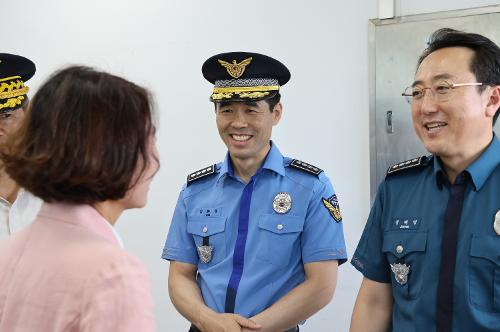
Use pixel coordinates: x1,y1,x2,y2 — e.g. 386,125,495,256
197,207,222,217
391,217,420,230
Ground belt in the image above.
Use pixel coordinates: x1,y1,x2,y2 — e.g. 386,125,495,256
189,324,299,332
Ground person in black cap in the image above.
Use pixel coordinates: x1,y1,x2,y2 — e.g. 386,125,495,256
163,52,347,332
0,53,42,240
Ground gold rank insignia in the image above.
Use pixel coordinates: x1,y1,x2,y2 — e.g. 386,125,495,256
218,57,253,79
322,194,342,222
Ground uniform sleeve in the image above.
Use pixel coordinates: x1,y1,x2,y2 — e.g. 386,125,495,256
350,183,391,283
301,172,348,265
161,186,199,265
80,254,155,332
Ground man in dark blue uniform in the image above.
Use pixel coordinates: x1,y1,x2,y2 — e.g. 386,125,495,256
350,28,500,332
163,52,347,332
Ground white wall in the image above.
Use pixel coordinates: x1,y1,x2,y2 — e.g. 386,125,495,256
4,1,498,331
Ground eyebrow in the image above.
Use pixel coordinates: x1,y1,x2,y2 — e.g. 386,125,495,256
412,73,455,87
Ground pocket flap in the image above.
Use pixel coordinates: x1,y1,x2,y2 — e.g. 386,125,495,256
187,216,226,237
382,232,427,258
258,214,304,234
470,235,500,266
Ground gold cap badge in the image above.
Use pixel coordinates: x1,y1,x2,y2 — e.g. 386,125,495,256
218,57,253,79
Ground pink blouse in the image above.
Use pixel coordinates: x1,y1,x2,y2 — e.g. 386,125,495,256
0,202,155,331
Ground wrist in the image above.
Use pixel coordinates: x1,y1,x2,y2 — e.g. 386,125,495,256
249,315,266,331
196,304,215,330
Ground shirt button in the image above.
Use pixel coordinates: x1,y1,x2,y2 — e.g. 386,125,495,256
202,226,208,233
276,224,284,230
396,245,404,254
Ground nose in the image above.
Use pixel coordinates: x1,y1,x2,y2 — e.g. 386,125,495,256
418,89,439,115
230,111,248,128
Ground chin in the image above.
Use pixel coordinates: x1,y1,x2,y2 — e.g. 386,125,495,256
120,194,148,210
418,133,439,153
131,198,148,209
423,141,448,156
228,149,252,160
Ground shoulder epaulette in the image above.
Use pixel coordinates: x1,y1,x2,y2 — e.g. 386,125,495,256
187,164,217,184
289,159,323,176
386,156,428,175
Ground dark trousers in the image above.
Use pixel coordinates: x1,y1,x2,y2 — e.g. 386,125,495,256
189,324,299,332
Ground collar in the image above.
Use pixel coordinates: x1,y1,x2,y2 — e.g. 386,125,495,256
37,202,122,247
433,156,448,189
466,134,500,191
103,219,125,248
218,141,286,181
433,134,500,190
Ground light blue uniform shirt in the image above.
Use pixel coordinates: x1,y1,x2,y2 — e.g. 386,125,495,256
163,142,347,317
352,135,500,332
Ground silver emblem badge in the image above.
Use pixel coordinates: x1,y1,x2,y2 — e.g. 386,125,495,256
273,192,292,214
494,210,500,236
197,245,213,263
390,262,410,285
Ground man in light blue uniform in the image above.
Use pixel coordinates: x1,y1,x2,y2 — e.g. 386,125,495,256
163,52,347,332
350,29,500,332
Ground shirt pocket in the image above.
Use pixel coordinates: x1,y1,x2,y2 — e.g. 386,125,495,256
469,235,500,312
382,231,427,300
257,214,304,269
187,216,227,266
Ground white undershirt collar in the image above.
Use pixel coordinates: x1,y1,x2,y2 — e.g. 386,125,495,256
103,220,125,248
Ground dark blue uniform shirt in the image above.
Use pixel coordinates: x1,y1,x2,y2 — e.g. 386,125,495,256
352,135,500,332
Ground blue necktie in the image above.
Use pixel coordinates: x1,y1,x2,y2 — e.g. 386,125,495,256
436,172,467,332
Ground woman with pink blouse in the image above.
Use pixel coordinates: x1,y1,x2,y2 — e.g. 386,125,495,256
0,66,158,331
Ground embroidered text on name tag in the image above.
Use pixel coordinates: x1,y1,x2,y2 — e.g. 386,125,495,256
392,218,420,230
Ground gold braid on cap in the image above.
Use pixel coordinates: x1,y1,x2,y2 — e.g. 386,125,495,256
211,91,271,101
0,76,29,110
211,84,278,100
0,95,26,111
237,91,270,99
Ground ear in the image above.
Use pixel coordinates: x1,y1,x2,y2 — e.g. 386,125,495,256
272,102,283,126
485,85,500,118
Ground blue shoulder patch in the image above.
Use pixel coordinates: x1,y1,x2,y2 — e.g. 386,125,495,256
288,159,323,177
386,156,430,175
187,164,217,185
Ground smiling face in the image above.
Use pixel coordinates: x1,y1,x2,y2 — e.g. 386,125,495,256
412,47,497,163
215,100,282,168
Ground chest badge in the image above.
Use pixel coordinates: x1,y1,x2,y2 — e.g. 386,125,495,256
494,210,500,236
273,192,292,214
197,245,213,264
390,262,410,286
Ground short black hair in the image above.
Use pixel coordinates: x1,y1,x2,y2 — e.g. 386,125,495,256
264,92,281,112
418,28,500,125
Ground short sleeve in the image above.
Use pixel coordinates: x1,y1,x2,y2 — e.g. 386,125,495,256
162,186,199,265
351,183,391,283
80,254,155,332
301,173,348,265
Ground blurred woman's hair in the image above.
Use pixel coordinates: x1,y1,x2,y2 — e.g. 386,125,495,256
1,66,156,204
